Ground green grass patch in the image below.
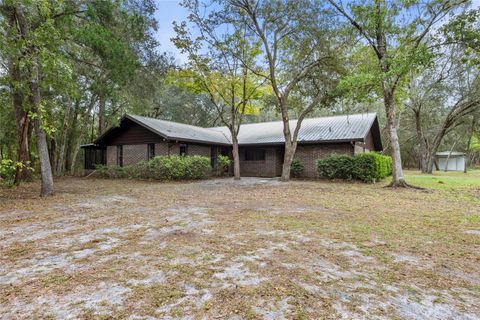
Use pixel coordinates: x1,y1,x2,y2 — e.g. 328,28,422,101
405,169,480,190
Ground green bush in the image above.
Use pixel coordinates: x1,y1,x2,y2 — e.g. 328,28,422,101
96,155,211,181
217,155,231,176
290,159,305,178
317,154,356,180
0,159,33,187
317,153,392,182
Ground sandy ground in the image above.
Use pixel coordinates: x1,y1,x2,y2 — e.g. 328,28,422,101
0,177,479,319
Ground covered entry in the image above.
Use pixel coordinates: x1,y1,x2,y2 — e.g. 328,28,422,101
81,144,106,170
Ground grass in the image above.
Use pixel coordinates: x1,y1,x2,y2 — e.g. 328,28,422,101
0,175,479,319
405,169,480,190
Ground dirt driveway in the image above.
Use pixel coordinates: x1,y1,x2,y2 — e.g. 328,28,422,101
0,177,479,319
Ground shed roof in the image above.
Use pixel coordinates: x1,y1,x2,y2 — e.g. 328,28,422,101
95,113,382,150
436,151,465,157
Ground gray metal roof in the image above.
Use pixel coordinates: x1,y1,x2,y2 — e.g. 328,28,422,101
127,115,231,145
97,113,379,147
211,113,378,145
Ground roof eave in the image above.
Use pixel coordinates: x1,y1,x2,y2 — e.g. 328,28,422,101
238,138,363,147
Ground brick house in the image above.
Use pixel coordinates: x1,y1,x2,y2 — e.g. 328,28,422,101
82,113,382,178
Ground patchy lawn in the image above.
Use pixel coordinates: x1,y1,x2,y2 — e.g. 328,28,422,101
405,169,480,190
0,174,479,319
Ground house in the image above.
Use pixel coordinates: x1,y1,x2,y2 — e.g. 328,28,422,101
435,151,466,172
81,113,383,178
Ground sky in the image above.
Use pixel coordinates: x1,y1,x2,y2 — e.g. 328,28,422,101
154,0,480,64
154,0,190,64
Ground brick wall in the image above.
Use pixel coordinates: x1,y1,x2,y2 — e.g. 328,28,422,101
154,142,210,157
188,144,211,157
123,144,148,165
295,143,353,178
106,146,116,166
239,147,282,177
105,142,213,167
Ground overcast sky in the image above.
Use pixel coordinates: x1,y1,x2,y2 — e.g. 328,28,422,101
154,0,480,64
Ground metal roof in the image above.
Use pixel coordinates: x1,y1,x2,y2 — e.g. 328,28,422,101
211,113,378,145
126,115,231,145
436,151,465,157
96,113,380,148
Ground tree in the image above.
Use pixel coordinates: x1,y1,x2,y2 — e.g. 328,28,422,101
0,0,162,194
327,0,468,186
408,51,480,173
403,7,480,173
224,0,342,181
173,1,265,179
0,1,69,196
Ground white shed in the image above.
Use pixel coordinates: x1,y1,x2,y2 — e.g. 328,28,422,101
435,151,466,171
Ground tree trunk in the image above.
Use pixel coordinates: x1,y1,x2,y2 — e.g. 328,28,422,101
29,61,54,197
281,142,296,181
56,101,73,175
279,98,295,181
98,93,106,134
14,112,32,183
70,98,96,175
444,142,457,172
384,86,407,186
9,58,32,183
49,137,57,175
65,102,80,171
5,6,32,184
464,116,477,173
232,135,241,180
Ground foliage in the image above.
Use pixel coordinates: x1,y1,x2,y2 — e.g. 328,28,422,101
0,159,33,187
290,159,305,178
95,155,211,181
217,155,231,176
317,153,392,183
352,153,393,182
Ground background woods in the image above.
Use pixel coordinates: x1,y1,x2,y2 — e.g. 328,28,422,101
0,0,479,195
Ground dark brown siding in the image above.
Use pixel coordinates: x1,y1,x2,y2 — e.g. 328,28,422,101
109,123,164,145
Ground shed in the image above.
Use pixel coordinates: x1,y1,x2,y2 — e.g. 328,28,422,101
435,151,466,171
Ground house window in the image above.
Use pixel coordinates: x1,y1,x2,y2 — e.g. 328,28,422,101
147,143,155,160
245,148,266,161
179,144,187,156
117,145,123,167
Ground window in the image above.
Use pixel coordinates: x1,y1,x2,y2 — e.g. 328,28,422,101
117,145,123,167
179,144,187,156
244,148,266,161
147,143,155,160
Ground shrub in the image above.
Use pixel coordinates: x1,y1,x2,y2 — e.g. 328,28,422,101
290,159,305,177
217,155,231,176
353,153,392,182
0,159,33,187
317,154,356,180
95,155,211,181
317,153,392,183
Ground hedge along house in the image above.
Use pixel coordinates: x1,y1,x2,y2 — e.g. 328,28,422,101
81,113,383,178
